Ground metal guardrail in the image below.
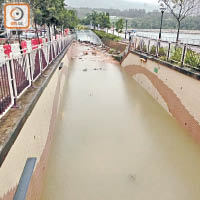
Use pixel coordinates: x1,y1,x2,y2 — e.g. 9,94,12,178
13,158,36,200
0,35,74,119
131,37,200,71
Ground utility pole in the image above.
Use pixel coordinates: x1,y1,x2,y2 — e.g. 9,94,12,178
159,5,166,40
125,19,128,39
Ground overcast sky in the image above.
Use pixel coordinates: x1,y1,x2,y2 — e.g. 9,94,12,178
66,0,159,10
125,0,158,4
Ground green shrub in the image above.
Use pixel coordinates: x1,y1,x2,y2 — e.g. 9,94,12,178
170,47,182,63
93,30,121,42
108,48,115,54
158,47,166,57
76,25,89,30
142,44,147,52
160,56,167,61
150,45,157,55
185,49,200,69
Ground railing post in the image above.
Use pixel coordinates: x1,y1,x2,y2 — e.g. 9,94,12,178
140,39,143,51
167,42,171,61
27,53,33,86
47,42,51,64
54,41,57,58
0,66,8,110
38,44,42,74
56,40,59,57
156,40,159,57
139,40,142,51
46,43,50,67
181,44,187,67
8,59,18,106
147,39,150,54
51,41,54,61
0,62,13,115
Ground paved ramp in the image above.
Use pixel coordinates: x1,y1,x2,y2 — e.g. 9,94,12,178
76,30,102,45
41,42,200,200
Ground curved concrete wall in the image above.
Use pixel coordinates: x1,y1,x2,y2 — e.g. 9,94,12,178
122,52,200,143
0,45,73,200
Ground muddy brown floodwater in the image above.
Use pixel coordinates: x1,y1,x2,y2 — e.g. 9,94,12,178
41,43,200,200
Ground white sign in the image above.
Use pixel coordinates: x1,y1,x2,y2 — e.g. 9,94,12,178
4,3,30,30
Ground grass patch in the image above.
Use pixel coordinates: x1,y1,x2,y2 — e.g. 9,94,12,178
93,30,121,42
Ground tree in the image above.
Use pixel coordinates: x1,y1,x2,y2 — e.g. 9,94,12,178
29,0,78,34
82,11,111,30
115,19,124,35
159,0,200,42
62,9,79,29
98,12,111,29
33,0,65,26
79,8,200,30
90,11,99,29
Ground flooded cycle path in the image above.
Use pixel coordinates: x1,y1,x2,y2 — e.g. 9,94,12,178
41,42,200,200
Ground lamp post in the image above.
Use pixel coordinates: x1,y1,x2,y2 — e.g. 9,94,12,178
125,19,128,39
113,22,115,35
159,4,166,40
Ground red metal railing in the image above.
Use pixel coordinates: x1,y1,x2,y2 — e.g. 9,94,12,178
0,35,74,119
0,62,13,116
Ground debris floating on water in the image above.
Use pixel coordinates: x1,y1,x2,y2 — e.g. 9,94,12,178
129,174,136,182
92,51,97,55
83,51,88,55
93,68,103,71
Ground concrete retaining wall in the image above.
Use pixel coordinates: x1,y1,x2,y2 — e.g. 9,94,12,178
0,44,73,200
102,39,127,52
122,51,200,143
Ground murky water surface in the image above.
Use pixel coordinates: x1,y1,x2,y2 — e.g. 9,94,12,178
41,43,200,200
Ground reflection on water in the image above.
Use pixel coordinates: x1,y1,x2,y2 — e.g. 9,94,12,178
110,29,200,45
137,31,200,45
41,44,200,200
